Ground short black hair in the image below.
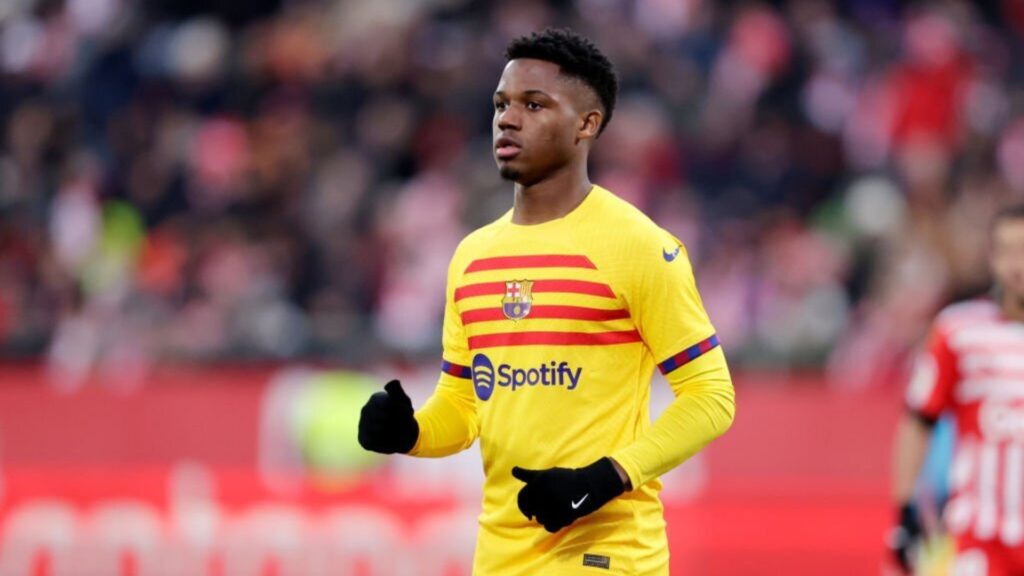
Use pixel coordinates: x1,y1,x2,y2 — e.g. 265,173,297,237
505,28,618,135
995,203,1024,226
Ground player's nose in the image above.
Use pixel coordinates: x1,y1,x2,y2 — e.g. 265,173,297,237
496,106,521,131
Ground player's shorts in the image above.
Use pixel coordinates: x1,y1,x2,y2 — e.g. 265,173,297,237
952,535,1024,576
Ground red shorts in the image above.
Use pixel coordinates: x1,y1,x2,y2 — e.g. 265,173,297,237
954,535,1024,576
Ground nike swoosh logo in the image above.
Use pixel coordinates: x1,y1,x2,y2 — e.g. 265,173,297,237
571,494,589,510
662,246,681,262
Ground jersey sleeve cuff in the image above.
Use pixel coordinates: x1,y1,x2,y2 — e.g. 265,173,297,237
607,450,644,491
408,411,426,456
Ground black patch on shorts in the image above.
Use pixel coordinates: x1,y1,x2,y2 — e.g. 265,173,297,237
582,553,611,569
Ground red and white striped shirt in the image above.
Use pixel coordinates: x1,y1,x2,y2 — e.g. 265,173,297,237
907,299,1024,546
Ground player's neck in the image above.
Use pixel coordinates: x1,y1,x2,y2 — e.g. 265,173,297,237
511,163,591,225
1001,292,1024,322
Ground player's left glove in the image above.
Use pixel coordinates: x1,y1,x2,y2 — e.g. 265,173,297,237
511,457,625,533
887,502,924,573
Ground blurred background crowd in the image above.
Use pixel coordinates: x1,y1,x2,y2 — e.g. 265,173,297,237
1,0,1021,388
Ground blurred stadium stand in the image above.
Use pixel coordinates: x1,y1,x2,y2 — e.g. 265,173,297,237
2,0,1019,379
0,0,1019,573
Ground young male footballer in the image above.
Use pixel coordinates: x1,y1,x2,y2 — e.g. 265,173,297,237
359,28,735,575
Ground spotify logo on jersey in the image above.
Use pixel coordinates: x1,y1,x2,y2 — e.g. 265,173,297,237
471,353,582,401
472,354,496,401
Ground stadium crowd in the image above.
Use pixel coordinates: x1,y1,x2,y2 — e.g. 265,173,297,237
0,0,1021,388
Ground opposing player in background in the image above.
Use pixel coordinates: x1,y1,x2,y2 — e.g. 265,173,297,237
890,204,1024,575
358,28,735,575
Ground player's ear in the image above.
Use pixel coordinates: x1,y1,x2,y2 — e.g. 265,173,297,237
578,110,602,142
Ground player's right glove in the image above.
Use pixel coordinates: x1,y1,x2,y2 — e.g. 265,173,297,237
888,502,924,573
357,380,419,454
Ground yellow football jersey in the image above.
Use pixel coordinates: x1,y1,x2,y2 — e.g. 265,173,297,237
410,185,735,575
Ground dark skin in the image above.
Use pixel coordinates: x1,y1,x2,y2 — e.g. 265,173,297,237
492,59,603,225
492,58,632,491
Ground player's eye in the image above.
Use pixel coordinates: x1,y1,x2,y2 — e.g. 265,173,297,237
494,101,507,111
526,101,543,111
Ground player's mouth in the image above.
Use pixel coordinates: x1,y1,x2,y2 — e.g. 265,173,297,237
495,136,522,160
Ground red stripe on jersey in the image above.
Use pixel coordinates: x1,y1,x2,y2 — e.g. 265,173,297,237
468,330,641,350
460,305,630,325
465,254,597,273
454,279,616,301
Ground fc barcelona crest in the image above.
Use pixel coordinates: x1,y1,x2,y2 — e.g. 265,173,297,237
502,280,534,321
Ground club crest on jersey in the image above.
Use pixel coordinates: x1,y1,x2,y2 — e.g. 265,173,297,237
502,280,533,321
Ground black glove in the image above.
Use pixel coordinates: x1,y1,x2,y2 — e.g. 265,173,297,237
512,457,626,532
357,380,419,454
888,503,924,573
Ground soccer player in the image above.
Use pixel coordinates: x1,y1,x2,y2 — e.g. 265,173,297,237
358,28,735,575
890,204,1024,575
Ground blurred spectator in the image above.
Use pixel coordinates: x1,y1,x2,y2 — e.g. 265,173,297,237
0,0,1020,389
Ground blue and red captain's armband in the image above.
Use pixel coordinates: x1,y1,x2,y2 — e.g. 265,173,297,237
441,360,472,379
657,334,720,375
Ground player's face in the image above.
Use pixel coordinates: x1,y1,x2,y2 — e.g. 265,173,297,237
492,59,595,185
992,217,1024,302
